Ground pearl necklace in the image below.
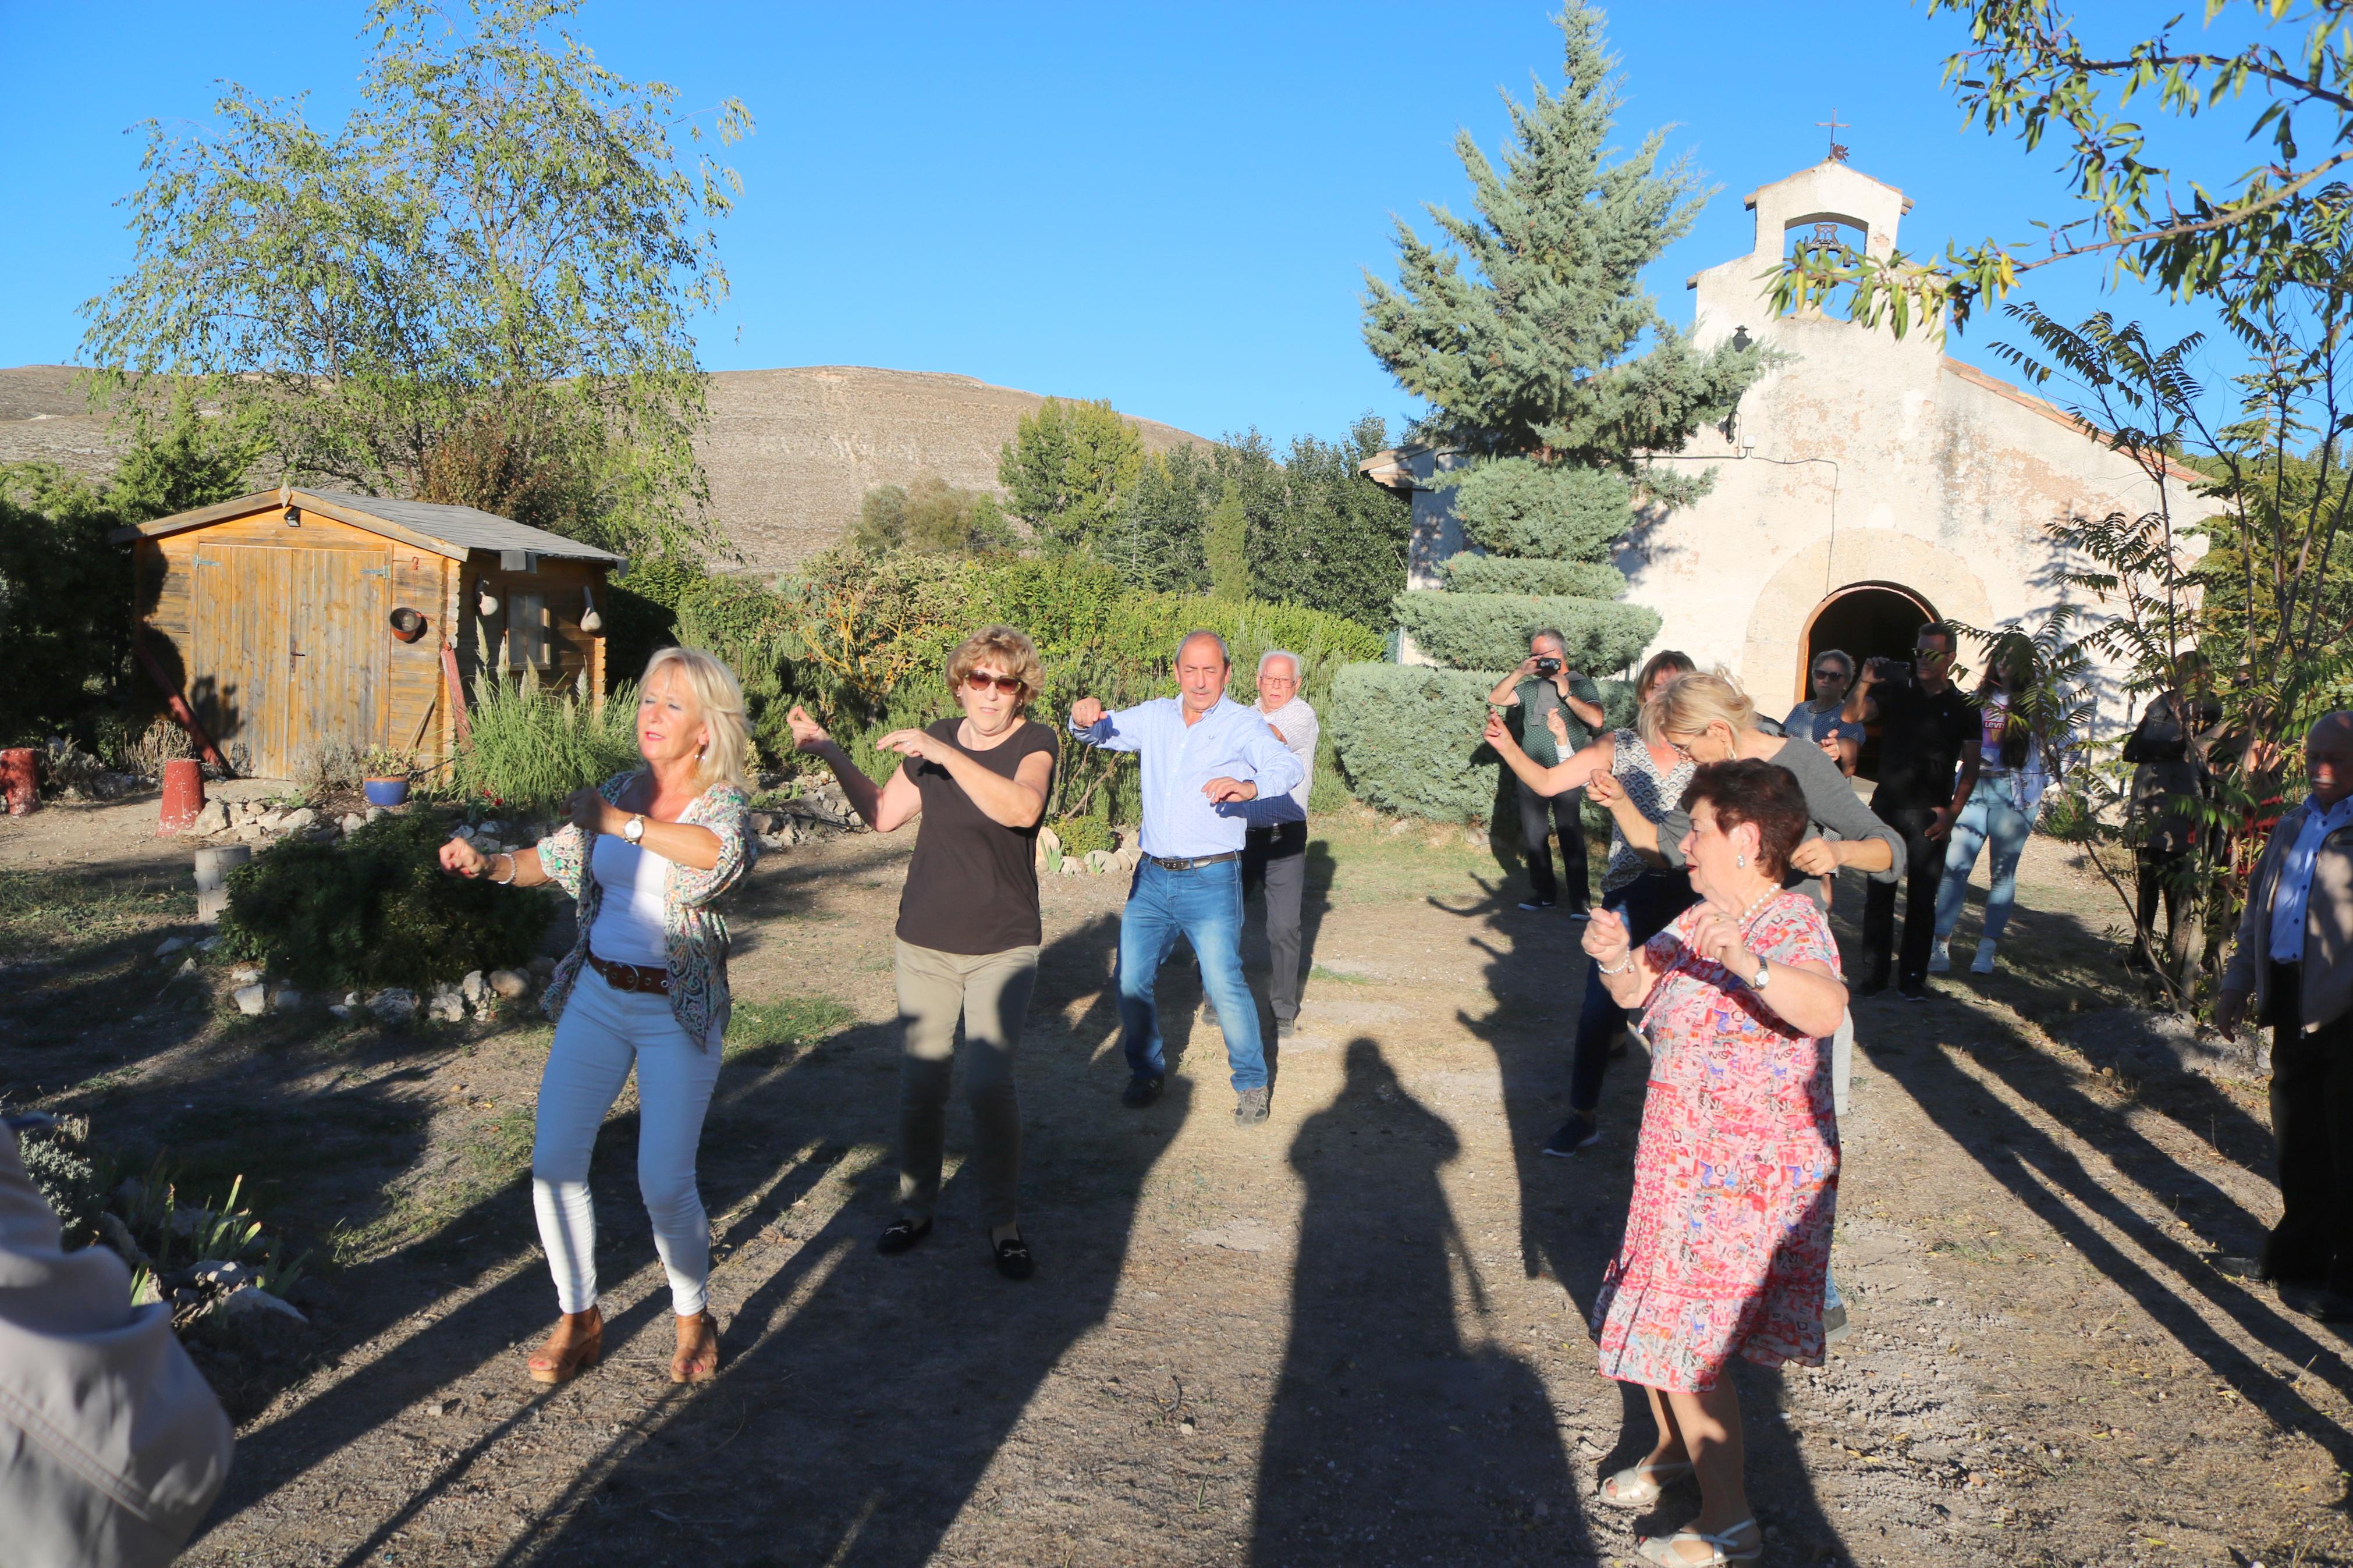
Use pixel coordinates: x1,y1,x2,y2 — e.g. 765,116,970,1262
1722,886,1778,931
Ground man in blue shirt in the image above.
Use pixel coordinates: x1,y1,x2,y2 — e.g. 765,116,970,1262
1071,631,1305,1125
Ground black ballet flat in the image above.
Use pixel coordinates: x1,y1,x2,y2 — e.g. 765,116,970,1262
993,1233,1035,1281
877,1217,933,1256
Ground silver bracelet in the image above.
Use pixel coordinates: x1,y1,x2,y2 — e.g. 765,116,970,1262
489,852,516,886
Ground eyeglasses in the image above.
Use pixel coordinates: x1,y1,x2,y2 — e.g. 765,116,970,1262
964,672,1023,695
1666,736,1698,763
1811,667,1848,681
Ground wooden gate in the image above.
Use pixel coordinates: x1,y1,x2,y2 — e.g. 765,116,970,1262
190,545,388,777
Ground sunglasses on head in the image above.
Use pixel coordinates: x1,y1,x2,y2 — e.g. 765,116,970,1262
964,672,1023,695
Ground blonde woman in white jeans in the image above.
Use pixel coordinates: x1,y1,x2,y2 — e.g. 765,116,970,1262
439,647,755,1386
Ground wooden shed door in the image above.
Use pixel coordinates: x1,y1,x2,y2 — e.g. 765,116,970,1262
191,546,388,777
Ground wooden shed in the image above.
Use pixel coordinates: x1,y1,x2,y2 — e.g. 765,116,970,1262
115,489,624,780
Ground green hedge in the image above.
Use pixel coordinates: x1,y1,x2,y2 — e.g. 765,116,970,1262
1392,592,1659,673
1439,555,1628,599
1444,458,1631,560
1328,664,1644,824
221,813,553,993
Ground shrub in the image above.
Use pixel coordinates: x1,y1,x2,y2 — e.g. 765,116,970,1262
292,739,368,799
219,811,553,991
20,1116,101,1245
1049,815,1115,858
1328,664,1507,823
1440,555,1627,599
456,671,642,813
126,714,194,779
1391,593,1659,673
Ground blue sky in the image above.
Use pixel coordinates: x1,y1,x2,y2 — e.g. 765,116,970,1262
1,1,2234,444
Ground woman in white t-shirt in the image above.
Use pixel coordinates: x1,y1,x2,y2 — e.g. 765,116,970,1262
1931,635,2061,976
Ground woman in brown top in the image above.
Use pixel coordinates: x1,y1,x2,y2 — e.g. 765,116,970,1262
787,627,1059,1279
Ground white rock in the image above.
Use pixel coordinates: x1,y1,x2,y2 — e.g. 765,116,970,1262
232,984,267,1016
329,1004,354,1021
215,1286,307,1324
340,813,364,835
479,819,506,837
155,936,191,958
1085,849,1113,874
428,994,466,1023
194,936,222,952
488,969,531,1000
343,991,361,1007
229,964,262,984
190,801,229,836
269,987,303,1012
365,805,388,823
278,807,317,834
450,823,475,841
192,1258,256,1290
256,810,287,832
237,824,269,843
461,969,487,1002
1060,859,1083,876
368,988,418,1023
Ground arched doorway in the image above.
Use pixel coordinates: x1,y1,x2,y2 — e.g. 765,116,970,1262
1798,581,1938,781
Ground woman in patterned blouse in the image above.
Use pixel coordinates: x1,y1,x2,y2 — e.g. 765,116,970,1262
1580,759,1847,1567
439,647,755,1389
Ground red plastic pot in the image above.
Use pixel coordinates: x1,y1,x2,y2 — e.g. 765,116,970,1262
159,758,204,835
0,749,36,816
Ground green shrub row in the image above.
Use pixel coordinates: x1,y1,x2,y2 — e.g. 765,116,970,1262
1391,592,1659,673
221,812,553,991
1329,663,1641,824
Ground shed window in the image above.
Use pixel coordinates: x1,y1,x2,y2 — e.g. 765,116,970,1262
505,593,550,670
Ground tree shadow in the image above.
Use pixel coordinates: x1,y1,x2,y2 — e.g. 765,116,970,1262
1251,1037,1581,1563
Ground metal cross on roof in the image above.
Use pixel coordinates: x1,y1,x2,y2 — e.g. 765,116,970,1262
1817,109,1851,163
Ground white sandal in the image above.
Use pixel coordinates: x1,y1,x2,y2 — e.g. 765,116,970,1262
1637,1519,1762,1567
1597,1459,1694,1507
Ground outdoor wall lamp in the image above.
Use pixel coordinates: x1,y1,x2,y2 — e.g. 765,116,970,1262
579,585,602,634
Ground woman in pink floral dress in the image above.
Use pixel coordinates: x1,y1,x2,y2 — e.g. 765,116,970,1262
1580,758,1847,1567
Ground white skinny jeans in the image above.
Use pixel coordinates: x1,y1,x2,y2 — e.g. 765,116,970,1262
531,969,723,1318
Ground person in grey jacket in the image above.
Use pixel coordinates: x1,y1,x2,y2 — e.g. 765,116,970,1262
2217,710,2353,1318
0,1123,233,1566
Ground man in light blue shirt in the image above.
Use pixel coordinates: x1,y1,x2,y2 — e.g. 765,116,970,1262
1070,631,1304,1125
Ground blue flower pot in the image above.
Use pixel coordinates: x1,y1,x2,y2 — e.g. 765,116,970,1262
363,778,411,808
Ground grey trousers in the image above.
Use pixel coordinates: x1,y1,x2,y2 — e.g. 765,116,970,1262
1243,822,1308,1021
893,938,1038,1229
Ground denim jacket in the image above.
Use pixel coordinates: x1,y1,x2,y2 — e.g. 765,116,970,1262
533,773,755,1046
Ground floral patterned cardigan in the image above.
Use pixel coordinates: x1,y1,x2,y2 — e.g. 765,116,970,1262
533,773,756,1046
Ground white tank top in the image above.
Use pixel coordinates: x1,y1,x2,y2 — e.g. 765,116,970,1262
590,836,669,966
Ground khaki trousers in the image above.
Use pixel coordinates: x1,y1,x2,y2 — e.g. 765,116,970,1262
894,938,1038,1229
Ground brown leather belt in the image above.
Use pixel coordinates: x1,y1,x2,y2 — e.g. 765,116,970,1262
588,951,671,994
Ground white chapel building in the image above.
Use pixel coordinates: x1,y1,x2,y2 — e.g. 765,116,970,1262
1365,158,2213,736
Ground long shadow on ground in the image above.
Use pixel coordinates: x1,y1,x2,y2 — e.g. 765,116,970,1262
1251,1037,1577,1565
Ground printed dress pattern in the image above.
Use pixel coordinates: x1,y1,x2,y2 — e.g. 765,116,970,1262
1592,891,1841,1392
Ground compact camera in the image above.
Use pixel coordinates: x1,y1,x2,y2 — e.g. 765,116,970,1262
1534,657,1563,676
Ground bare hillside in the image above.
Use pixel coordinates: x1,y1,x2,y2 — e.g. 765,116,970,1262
0,364,1208,569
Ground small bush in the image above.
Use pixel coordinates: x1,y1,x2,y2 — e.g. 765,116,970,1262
219,812,553,991
1049,816,1115,858
456,671,641,813
292,739,368,799
1391,592,1659,673
126,714,194,778
1328,664,1505,823
20,1116,101,1244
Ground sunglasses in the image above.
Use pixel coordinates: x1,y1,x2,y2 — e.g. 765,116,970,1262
1812,667,1848,681
964,672,1023,695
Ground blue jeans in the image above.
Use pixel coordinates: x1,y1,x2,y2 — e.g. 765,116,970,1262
1117,858,1268,1091
1934,776,2030,945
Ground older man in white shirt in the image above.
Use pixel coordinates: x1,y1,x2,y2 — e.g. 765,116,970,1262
1070,631,1304,1125
2219,710,2353,1319
1241,649,1316,1040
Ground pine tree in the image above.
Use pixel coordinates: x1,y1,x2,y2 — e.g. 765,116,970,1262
1206,481,1251,600
1334,0,1761,820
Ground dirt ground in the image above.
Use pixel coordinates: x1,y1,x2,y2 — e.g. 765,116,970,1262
3,790,2346,1567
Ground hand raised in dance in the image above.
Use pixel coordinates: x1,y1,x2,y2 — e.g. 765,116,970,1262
1482,712,1518,752
1070,696,1106,728
1787,838,1839,876
1689,911,1756,976
1203,776,1258,803
438,835,492,877
876,728,950,766
785,705,832,754
1546,710,1571,747
1581,905,1631,965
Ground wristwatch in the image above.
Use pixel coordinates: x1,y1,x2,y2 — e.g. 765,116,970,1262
1749,959,1770,990
623,814,647,845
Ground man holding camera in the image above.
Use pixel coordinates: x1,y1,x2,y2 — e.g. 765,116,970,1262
1843,623,1982,1000
1487,630,1605,916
